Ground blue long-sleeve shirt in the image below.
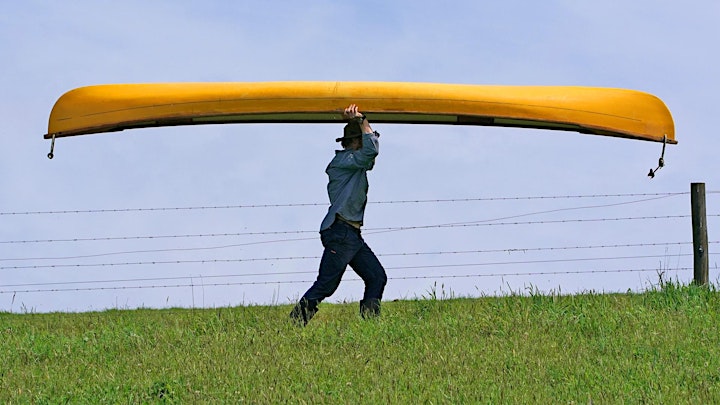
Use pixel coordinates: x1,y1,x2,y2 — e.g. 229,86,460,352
320,131,380,231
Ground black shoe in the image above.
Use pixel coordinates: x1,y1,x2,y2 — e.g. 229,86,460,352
360,299,381,319
290,298,318,326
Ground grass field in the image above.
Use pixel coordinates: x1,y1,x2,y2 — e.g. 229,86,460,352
2,281,719,403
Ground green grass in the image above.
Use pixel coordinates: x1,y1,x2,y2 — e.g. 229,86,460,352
2,281,720,403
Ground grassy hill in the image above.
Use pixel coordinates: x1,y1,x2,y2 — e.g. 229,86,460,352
2,281,719,403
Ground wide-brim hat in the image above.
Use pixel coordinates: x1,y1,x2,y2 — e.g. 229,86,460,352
336,121,363,142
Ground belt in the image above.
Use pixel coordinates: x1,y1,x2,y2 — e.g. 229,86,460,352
336,215,362,230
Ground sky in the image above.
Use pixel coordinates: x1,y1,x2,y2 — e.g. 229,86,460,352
1,1,718,313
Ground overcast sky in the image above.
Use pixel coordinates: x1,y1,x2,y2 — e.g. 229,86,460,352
1,1,718,313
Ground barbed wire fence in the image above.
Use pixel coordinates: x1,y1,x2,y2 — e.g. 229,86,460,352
0,190,717,311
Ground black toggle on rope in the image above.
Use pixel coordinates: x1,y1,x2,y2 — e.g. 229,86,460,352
648,135,667,178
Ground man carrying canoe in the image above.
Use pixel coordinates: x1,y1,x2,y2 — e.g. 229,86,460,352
290,104,387,325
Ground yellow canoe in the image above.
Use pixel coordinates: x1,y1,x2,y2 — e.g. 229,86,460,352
45,81,675,144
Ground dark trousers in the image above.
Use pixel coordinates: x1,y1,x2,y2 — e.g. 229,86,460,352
294,220,387,322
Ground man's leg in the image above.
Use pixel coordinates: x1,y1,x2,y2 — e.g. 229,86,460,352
349,240,387,318
290,222,361,325
290,247,348,325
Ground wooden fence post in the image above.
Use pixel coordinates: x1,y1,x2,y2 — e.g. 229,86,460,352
691,183,709,286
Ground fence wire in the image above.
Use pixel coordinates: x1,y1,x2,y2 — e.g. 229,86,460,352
1,191,716,302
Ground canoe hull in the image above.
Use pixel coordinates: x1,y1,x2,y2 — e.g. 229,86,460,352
45,82,675,143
